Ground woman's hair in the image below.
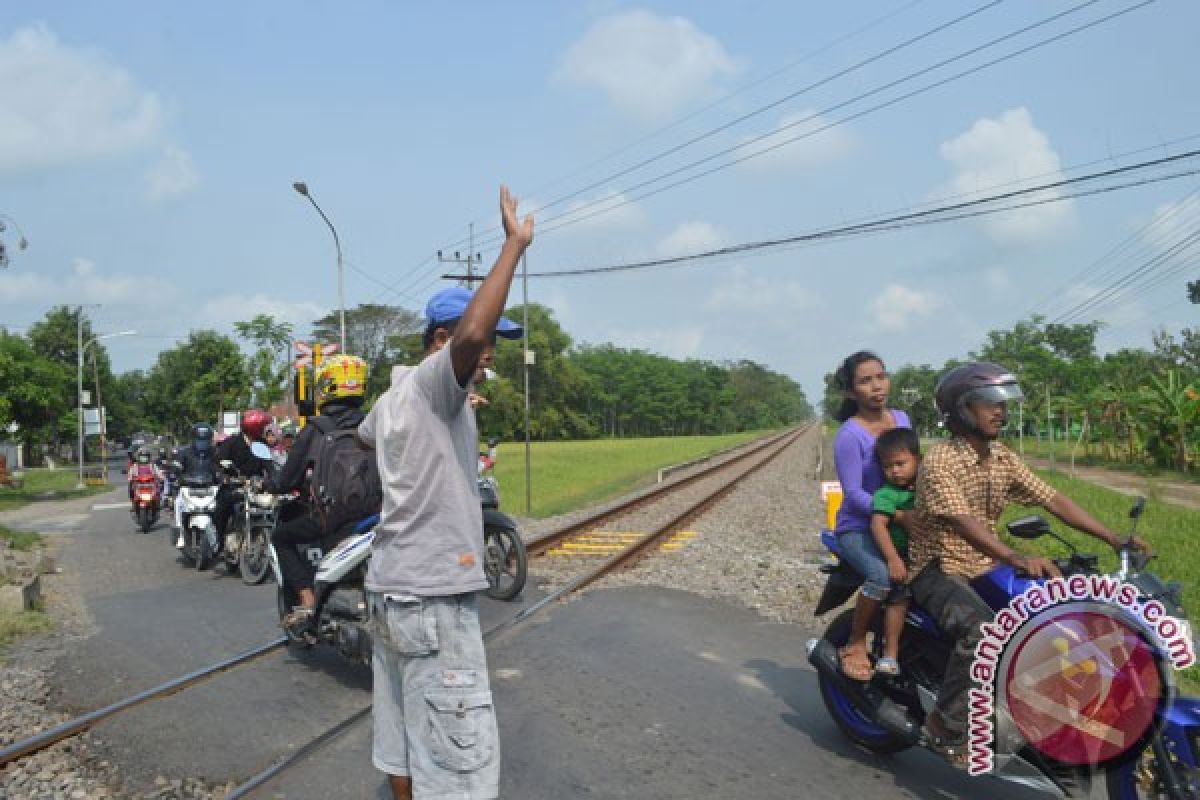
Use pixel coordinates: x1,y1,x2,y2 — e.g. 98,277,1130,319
832,350,884,422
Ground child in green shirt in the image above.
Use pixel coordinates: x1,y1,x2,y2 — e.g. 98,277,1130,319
869,427,921,676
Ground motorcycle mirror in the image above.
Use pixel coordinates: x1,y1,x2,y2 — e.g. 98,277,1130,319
1006,515,1052,539
1129,496,1145,520
250,442,272,459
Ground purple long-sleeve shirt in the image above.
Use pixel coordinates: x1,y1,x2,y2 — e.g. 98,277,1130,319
832,410,911,534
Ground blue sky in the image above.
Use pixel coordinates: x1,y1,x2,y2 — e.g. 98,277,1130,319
1,0,1198,403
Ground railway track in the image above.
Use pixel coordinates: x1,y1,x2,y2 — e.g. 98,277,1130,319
0,423,814,796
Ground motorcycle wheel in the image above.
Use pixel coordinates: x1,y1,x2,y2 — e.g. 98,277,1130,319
816,608,911,754
138,506,152,533
1097,737,1195,799
195,529,211,571
240,527,272,586
483,524,527,601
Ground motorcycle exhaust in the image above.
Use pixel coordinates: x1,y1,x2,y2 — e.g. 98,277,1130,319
807,638,920,744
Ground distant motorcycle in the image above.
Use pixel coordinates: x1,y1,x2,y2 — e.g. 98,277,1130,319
478,438,527,601
216,442,279,584
130,469,161,534
176,478,219,570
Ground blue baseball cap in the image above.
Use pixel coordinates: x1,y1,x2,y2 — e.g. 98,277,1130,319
424,287,523,339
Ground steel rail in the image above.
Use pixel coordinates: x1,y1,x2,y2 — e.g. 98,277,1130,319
224,423,813,796
0,637,289,767
525,426,799,557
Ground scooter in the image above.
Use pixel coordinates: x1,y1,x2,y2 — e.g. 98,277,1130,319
176,478,219,571
130,471,161,534
478,438,527,601
808,498,1199,799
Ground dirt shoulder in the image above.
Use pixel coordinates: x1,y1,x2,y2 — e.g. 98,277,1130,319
1025,457,1200,511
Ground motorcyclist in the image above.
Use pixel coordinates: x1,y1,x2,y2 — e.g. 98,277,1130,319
174,424,221,547
212,409,274,553
264,354,369,635
127,450,160,511
907,362,1151,766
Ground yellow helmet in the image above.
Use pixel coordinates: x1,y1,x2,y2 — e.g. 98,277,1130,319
315,354,368,407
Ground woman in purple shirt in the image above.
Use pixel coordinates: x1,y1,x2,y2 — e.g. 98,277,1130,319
830,351,911,681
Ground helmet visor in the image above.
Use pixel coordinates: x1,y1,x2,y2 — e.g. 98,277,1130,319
962,383,1024,408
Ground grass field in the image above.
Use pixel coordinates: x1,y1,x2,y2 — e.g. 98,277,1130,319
0,524,50,653
490,430,778,518
1003,468,1200,691
0,468,112,512
1008,436,1200,485
0,524,44,552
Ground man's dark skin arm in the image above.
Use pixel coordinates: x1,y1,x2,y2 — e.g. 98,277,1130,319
449,186,534,387
946,514,1063,579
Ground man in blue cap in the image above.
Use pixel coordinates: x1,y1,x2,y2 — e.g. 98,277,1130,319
357,186,532,800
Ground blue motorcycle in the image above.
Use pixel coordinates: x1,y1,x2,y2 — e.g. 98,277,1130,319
808,497,1198,798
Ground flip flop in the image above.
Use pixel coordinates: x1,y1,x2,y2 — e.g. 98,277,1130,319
874,657,900,676
838,646,873,682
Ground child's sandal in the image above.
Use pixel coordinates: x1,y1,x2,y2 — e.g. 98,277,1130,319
874,657,900,676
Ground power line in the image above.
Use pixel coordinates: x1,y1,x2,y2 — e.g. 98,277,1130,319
465,0,1137,255
517,148,1200,278
433,0,933,254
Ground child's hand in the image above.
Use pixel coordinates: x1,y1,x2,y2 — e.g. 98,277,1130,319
887,557,908,584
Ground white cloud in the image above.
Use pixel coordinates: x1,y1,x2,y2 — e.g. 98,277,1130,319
613,325,705,359
199,293,324,335
146,145,199,200
561,191,645,232
938,107,1072,243
0,24,164,173
555,10,737,121
704,264,815,312
736,110,854,172
0,257,177,307
657,222,726,258
1143,194,1200,253
868,284,941,332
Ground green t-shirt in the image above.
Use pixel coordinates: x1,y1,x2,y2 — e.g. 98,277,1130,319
872,483,915,555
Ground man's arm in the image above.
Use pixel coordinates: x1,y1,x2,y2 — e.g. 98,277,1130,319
1043,493,1151,553
449,186,534,387
946,515,1061,579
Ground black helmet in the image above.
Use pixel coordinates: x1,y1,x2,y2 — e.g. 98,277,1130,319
192,423,215,453
934,362,1024,431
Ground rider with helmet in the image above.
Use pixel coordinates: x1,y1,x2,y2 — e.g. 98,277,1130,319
265,354,370,634
127,450,160,511
212,409,275,553
907,362,1150,765
174,423,221,546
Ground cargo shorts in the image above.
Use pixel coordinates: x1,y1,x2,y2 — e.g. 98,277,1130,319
369,591,499,800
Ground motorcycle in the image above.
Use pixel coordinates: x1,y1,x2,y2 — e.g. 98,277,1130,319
176,477,219,571
269,511,378,662
130,470,161,534
807,497,1199,799
478,439,527,601
218,442,278,585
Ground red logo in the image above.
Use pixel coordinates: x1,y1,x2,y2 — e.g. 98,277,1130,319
1002,608,1165,767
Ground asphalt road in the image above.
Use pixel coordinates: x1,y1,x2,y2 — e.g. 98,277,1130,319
46,497,1060,799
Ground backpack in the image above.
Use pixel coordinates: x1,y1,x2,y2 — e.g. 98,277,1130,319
307,416,383,535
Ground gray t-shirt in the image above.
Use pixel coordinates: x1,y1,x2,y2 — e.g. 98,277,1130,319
357,345,486,596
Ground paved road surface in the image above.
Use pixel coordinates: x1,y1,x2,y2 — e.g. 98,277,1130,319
44,499,1058,799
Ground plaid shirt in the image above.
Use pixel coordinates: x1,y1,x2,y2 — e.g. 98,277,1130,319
909,438,1058,579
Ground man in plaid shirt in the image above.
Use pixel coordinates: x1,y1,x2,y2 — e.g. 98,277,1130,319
908,362,1150,765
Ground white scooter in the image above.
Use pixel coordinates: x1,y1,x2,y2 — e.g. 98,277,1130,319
176,479,220,571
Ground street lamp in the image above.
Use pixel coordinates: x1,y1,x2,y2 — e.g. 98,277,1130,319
292,181,346,352
77,330,136,488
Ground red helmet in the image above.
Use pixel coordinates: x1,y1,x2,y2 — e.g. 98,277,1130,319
240,409,272,442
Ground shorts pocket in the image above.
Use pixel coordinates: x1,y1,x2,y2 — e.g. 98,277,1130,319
379,594,438,656
424,690,497,773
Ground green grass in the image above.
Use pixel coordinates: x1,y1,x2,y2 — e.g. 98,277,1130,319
490,430,778,518
0,524,43,552
1002,468,1200,691
0,609,52,650
1011,436,1200,485
0,468,112,512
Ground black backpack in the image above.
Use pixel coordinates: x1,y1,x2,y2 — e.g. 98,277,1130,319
307,416,383,535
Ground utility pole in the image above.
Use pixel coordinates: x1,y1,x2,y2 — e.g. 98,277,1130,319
438,225,482,287
522,253,532,515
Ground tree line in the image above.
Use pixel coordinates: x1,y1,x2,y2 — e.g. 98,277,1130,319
821,311,1200,473
0,302,812,463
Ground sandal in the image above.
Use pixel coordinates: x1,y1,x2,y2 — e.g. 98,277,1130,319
283,606,316,643
838,645,873,682
874,657,900,676
923,712,970,770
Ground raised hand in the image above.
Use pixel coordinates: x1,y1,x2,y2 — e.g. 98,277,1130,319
500,185,534,248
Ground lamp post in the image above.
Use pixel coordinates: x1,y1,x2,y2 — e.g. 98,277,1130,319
77,330,136,488
292,181,345,352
